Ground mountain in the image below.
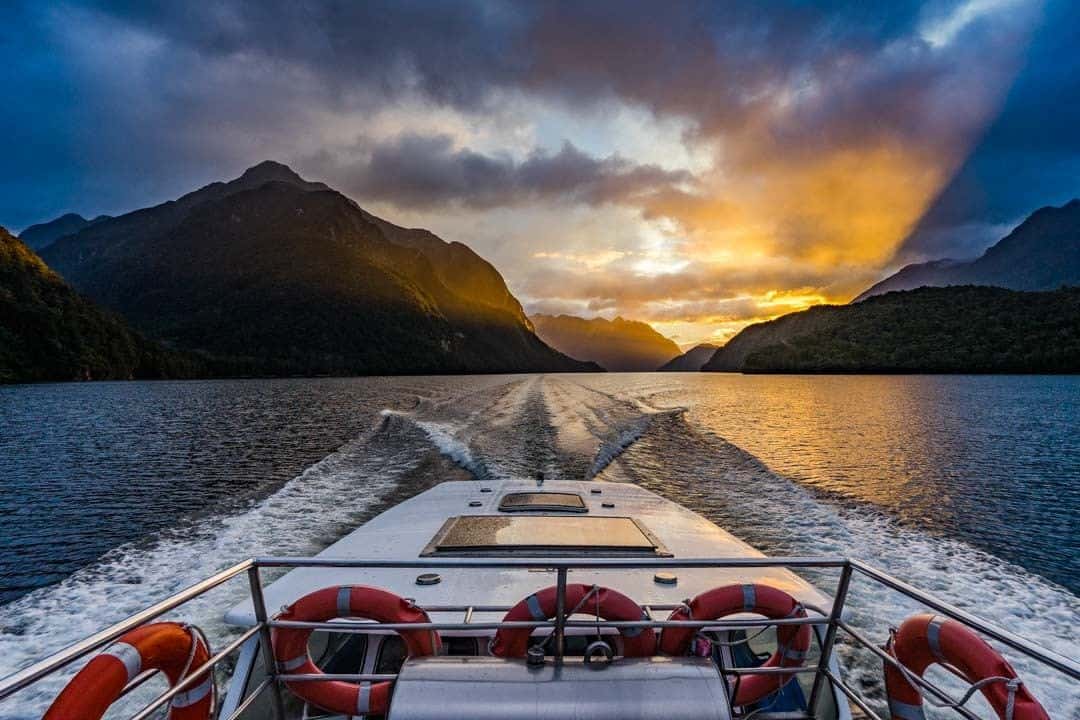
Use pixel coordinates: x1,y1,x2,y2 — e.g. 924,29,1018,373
657,343,718,371
529,314,680,371
0,227,199,383
702,286,1080,373
857,199,1080,300
18,213,110,251
41,161,593,375
362,213,533,329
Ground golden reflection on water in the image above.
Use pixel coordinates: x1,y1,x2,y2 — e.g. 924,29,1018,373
694,375,957,511
606,373,1076,553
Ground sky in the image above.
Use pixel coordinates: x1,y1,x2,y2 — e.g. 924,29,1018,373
2,1,1078,347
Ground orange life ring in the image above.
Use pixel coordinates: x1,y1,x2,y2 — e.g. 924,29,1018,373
490,583,656,658
659,583,811,706
884,614,1049,720
44,621,213,720
272,585,440,717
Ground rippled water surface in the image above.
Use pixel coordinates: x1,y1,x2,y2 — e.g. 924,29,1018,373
1,374,1077,716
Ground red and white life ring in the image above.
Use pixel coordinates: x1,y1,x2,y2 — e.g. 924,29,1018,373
271,585,440,717
44,621,213,720
885,614,1049,720
490,583,657,658
659,583,811,707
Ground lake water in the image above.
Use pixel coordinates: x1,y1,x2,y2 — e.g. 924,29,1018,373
1,374,1077,715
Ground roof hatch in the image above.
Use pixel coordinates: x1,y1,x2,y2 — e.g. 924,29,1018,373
498,492,587,513
421,515,670,556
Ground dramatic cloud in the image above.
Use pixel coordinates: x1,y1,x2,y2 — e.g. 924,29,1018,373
2,0,1074,345
897,0,1080,261
314,135,697,211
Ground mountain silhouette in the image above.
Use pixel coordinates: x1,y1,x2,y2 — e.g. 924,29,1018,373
18,213,110,251
657,343,718,371
530,314,680,371
41,162,594,375
857,199,1080,300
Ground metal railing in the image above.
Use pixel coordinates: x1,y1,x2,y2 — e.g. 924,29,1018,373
0,556,1076,720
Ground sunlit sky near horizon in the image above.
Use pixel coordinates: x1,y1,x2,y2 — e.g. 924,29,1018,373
3,1,1080,347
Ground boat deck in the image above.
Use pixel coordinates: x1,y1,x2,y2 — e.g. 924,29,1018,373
225,480,831,627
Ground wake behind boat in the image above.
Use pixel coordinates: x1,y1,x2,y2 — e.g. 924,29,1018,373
1,480,1075,719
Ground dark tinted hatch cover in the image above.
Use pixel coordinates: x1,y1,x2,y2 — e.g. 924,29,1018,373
498,492,587,513
423,515,667,555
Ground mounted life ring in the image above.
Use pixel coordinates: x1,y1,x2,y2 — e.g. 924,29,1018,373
884,614,1049,720
44,621,213,720
272,585,440,717
490,583,657,658
659,583,811,707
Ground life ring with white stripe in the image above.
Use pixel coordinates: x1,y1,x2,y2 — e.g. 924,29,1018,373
44,621,213,720
271,585,440,717
884,613,1049,720
489,583,657,658
659,583,811,707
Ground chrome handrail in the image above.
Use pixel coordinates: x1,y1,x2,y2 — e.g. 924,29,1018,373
253,555,850,568
267,615,828,631
0,559,254,700
0,555,1075,720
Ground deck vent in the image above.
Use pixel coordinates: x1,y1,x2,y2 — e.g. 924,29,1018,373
498,492,587,513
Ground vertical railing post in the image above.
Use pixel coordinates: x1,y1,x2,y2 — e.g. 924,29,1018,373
554,567,568,664
807,561,853,716
248,566,286,720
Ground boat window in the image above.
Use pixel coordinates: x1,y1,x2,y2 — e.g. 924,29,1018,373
376,635,408,674
321,633,368,674
422,515,669,555
498,492,587,513
442,636,479,656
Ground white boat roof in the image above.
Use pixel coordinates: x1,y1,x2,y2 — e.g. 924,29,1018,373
225,480,830,626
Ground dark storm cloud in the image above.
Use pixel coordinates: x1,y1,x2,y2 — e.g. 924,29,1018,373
58,1,931,124
896,0,1080,262
82,0,529,110
317,134,695,210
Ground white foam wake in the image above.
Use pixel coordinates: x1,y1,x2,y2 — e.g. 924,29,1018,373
587,406,687,479
615,430,1080,715
379,409,503,481
0,420,428,719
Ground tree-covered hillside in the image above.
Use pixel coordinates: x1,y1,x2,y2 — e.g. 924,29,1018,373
0,227,200,383
703,286,1080,373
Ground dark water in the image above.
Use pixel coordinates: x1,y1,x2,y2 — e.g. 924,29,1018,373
0,374,1077,715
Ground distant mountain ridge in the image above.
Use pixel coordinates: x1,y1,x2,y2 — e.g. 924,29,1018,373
658,343,718,371
530,314,680,371
0,227,197,383
19,212,111,251
41,161,594,375
857,199,1080,300
703,286,1080,373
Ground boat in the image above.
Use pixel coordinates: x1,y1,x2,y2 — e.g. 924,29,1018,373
1,479,1075,719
